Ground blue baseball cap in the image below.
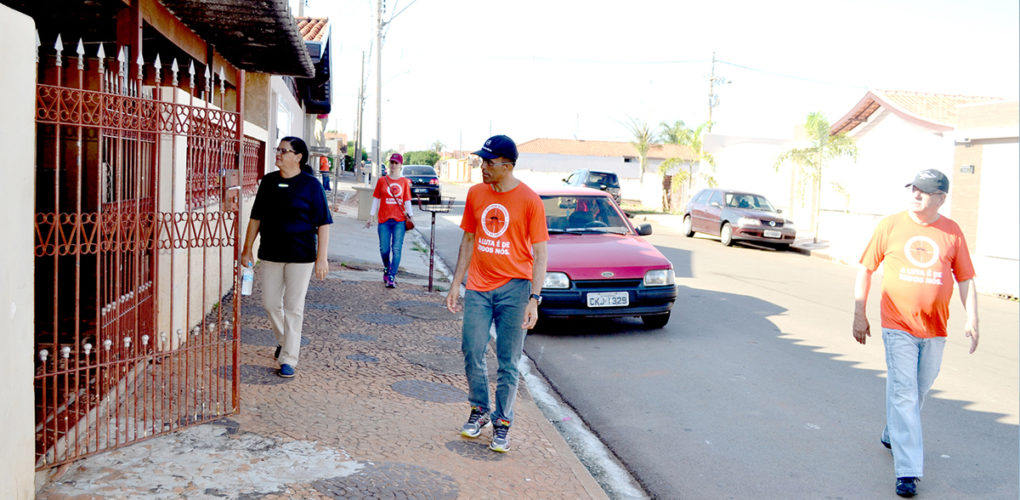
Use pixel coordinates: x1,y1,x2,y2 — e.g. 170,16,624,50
473,135,518,162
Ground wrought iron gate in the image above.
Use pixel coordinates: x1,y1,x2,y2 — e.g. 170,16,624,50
33,37,248,469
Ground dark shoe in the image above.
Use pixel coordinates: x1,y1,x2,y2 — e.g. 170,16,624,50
460,407,490,438
489,419,510,452
882,438,891,449
274,345,281,360
278,364,296,378
385,276,395,288
896,477,917,497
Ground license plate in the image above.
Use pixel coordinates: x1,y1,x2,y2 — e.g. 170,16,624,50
587,291,629,308
413,188,427,193
763,229,782,238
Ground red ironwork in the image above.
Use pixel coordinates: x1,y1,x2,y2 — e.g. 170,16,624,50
33,38,245,469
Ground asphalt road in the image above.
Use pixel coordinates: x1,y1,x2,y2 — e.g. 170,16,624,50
422,181,1019,499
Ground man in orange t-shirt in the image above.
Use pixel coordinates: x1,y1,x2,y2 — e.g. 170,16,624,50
319,156,331,191
446,135,548,453
853,169,979,497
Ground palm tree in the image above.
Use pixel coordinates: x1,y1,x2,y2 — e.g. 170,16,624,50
625,117,652,184
658,121,716,211
773,111,857,243
431,140,445,154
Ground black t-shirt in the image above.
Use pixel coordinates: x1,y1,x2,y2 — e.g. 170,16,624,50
250,170,333,263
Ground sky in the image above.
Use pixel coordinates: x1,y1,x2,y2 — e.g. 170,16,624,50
297,0,1019,154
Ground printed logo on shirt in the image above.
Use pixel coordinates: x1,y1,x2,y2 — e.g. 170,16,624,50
904,236,940,268
387,183,404,198
480,203,510,238
899,236,944,285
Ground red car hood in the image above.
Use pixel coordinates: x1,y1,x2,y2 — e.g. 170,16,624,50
547,233,671,280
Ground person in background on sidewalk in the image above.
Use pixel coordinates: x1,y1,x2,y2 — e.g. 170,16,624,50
852,168,979,498
241,136,333,378
319,155,332,191
364,153,414,288
445,135,548,453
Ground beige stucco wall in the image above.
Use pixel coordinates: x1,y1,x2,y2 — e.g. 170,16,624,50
244,72,271,130
0,6,38,498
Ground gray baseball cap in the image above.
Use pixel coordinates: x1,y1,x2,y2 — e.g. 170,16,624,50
905,169,949,194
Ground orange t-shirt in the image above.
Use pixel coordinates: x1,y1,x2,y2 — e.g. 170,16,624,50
373,176,411,223
460,182,549,292
859,211,975,338
319,156,330,172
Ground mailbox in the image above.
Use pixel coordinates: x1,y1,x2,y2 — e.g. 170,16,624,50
221,168,241,212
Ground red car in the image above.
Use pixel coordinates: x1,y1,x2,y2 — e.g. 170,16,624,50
537,187,677,329
682,188,796,249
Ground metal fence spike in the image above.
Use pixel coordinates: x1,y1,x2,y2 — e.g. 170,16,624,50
54,34,63,67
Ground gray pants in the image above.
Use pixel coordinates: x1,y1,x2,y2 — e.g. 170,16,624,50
260,260,314,367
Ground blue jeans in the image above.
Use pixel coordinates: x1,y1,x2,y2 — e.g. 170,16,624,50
461,279,531,426
377,219,406,280
881,328,946,478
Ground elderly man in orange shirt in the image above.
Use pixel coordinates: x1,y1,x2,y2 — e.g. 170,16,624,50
853,168,979,497
446,135,548,453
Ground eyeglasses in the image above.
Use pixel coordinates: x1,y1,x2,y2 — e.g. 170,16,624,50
275,147,296,155
482,159,513,168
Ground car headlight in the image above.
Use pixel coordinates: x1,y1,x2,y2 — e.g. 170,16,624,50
737,217,760,227
543,272,570,289
643,268,675,287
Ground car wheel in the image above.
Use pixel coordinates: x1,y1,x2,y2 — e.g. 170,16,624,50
682,215,694,237
641,313,670,329
720,222,734,246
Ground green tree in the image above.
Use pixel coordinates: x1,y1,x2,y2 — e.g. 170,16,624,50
658,120,689,144
404,150,440,166
625,117,652,185
431,140,445,153
773,111,858,243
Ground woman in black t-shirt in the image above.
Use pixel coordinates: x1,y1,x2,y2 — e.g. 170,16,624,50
240,136,333,378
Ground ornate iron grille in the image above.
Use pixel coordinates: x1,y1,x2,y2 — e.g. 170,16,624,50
33,37,244,469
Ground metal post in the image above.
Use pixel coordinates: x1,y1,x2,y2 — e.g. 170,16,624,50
374,0,382,180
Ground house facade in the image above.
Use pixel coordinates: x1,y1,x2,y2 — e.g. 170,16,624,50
818,90,1009,270
0,0,332,496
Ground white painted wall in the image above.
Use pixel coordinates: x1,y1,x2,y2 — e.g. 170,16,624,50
828,109,957,217
0,6,38,498
515,152,676,209
271,77,305,149
974,141,1019,296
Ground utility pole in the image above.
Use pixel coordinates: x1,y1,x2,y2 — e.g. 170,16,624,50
706,51,729,132
374,0,383,180
355,52,366,184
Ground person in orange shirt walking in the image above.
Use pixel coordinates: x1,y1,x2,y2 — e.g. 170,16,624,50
853,169,979,497
446,135,549,453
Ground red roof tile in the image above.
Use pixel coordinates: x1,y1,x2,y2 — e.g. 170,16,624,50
295,17,328,42
518,138,695,161
831,89,1005,135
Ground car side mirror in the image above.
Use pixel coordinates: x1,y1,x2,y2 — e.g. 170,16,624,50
635,223,652,236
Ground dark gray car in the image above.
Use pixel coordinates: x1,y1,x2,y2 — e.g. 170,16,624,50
563,169,622,205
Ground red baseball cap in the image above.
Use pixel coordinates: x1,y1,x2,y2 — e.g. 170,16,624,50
389,153,404,164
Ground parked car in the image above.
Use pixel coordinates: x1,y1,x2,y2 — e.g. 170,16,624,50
682,188,796,249
563,169,622,205
537,187,676,329
402,164,441,204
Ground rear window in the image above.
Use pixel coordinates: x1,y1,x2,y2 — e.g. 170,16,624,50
403,166,436,176
585,172,619,187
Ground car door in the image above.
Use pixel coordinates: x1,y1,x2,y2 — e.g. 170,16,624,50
690,189,713,233
701,190,725,235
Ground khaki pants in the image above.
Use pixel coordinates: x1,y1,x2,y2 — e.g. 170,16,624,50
260,260,315,367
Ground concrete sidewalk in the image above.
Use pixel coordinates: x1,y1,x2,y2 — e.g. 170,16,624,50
37,172,608,499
